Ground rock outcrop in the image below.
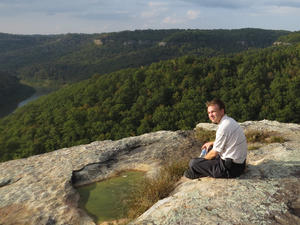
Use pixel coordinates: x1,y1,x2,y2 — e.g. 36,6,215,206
0,120,299,225
0,130,199,225
132,120,300,225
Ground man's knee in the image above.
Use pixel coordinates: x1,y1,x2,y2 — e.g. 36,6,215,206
189,158,205,169
184,158,204,179
189,158,197,168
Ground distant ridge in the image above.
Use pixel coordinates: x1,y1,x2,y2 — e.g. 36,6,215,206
0,28,289,87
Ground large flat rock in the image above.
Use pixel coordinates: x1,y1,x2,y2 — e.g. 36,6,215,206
0,120,299,225
0,130,197,225
132,120,300,225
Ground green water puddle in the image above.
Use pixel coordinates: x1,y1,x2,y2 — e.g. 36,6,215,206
76,170,145,224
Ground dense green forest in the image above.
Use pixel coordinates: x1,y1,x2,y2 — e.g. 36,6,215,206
0,29,289,87
1,29,289,118
0,72,34,117
0,39,299,162
277,31,300,44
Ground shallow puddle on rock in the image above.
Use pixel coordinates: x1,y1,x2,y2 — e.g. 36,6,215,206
76,170,145,224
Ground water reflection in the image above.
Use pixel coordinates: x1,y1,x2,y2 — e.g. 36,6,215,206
76,171,145,224
0,88,54,118
17,89,53,108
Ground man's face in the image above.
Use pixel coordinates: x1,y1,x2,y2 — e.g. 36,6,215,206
207,104,224,124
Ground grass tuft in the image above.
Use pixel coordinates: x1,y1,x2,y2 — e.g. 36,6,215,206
124,159,188,220
194,128,215,143
248,145,261,151
245,130,285,144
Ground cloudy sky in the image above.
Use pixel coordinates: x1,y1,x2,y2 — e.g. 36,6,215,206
0,0,299,34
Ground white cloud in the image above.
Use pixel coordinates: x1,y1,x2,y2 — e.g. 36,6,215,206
163,16,184,24
187,10,200,19
179,0,251,9
0,0,300,34
148,1,168,7
141,1,168,19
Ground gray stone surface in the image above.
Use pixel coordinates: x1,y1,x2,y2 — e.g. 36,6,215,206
0,130,197,225
0,120,300,225
132,120,300,225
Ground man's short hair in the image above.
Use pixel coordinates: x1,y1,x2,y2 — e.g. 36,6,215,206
206,99,226,113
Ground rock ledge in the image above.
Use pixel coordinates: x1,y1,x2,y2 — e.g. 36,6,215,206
0,120,300,225
132,120,300,225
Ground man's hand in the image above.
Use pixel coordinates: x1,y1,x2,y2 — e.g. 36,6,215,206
201,141,214,151
201,141,218,160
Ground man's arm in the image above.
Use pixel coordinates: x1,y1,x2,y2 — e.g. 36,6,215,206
204,149,218,160
201,141,214,150
201,141,217,159
201,141,219,159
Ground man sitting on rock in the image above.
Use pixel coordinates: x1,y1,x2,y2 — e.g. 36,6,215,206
184,99,247,179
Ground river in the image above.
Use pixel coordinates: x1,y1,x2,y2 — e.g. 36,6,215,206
0,88,54,118
17,89,52,108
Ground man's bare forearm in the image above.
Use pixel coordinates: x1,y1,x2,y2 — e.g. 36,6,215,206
204,149,218,160
201,141,214,150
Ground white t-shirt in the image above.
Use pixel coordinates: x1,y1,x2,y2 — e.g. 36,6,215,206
213,115,247,164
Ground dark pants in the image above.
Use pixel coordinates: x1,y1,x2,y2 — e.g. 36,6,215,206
184,156,246,179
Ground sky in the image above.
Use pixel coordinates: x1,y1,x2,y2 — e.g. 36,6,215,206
0,0,299,35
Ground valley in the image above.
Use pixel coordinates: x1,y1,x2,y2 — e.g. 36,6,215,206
0,29,299,162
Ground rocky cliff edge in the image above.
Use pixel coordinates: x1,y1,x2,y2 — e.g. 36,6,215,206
0,120,299,225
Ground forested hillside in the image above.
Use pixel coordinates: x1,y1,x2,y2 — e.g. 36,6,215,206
0,41,299,162
0,29,289,87
277,31,300,44
0,29,290,118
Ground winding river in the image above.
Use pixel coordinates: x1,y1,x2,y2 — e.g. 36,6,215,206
0,88,54,118
17,89,52,108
